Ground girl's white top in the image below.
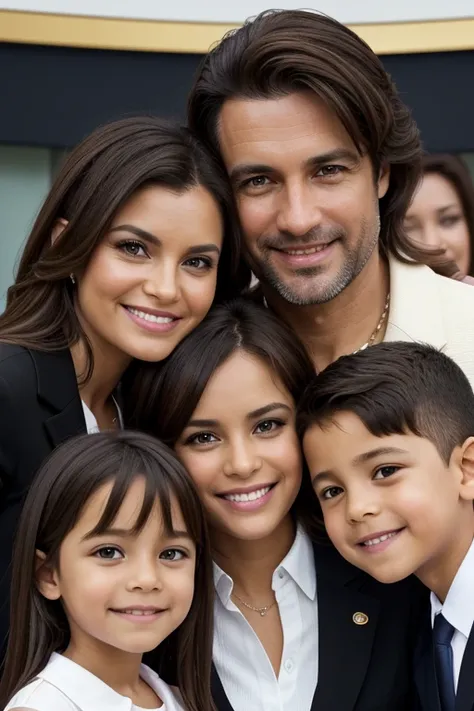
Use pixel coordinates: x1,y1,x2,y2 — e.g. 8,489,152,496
4,652,185,711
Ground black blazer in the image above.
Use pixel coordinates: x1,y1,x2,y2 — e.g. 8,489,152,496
414,606,474,711
212,540,427,711
0,344,86,658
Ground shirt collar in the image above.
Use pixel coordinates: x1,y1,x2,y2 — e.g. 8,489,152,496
213,526,316,606
277,526,316,600
384,255,446,349
430,537,474,639
213,562,234,606
38,653,158,711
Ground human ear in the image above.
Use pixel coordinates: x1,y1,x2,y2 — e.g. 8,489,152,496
458,437,474,502
377,163,390,200
51,218,69,246
35,549,61,600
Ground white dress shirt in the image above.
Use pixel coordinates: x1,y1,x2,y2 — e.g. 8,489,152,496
4,652,185,711
213,526,318,711
82,396,123,434
430,538,474,691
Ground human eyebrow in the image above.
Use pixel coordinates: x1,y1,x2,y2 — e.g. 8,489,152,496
82,527,193,543
437,204,459,214
352,446,409,465
81,526,135,542
164,529,193,541
229,164,275,184
186,418,219,428
109,225,161,247
311,447,408,486
185,244,221,256
311,470,336,487
304,148,360,171
247,402,292,420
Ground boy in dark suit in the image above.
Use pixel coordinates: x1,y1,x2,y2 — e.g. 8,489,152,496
298,342,474,711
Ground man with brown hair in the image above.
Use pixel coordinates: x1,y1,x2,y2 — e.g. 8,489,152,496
188,9,474,377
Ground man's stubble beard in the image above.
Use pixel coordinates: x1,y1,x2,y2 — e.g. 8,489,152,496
252,212,381,307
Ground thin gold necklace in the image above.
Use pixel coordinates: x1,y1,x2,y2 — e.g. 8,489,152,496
353,293,390,354
233,592,277,617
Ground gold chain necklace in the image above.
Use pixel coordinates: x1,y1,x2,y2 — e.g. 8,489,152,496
233,592,277,617
353,293,390,354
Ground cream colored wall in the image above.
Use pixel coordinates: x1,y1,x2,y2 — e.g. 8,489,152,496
1,0,474,23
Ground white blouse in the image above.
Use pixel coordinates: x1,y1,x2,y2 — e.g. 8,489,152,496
82,396,123,434
4,653,185,711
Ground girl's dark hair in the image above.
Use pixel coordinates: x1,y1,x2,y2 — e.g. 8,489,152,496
125,298,319,533
0,430,214,711
0,116,251,380
188,9,458,278
416,153,474,277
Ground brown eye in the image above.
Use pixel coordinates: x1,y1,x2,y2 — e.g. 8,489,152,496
160,549,186,561
95,546,122,560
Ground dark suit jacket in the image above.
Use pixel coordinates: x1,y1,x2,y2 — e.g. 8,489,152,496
0,344,86,661
414,606,474,711
212,541,427,711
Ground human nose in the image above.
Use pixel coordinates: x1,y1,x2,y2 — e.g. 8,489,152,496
421,224,444,250
346,487,381,524
126,556,162,592
142,260,180,304
276,182,323,237
223,436,262,478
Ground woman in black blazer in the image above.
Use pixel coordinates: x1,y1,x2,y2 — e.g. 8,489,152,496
0,116,249,659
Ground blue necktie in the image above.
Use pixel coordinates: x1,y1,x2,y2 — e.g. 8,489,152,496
433,613,456,711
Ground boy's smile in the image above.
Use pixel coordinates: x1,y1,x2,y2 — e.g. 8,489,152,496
303,411,474,599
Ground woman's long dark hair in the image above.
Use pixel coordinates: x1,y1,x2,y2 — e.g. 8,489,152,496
0,116,250,380
0,431,215,711
416,153,474,277
125,298,319,534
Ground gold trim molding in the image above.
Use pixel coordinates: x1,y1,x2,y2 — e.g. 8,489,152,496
1,10,474,55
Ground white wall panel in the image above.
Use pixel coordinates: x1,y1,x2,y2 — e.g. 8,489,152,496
2,0,474,24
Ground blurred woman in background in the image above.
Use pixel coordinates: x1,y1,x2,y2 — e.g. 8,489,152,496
404,153,474,279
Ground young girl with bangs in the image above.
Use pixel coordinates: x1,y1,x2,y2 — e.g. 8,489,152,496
0,430,214,711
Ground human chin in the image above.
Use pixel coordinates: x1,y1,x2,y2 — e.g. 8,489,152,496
212,511,287,542
100,611,180,654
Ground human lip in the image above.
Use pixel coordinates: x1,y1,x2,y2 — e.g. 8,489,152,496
110,605,167,622
122,305,182,333
217,483,276,511
273,241,336,267
355,528,404,553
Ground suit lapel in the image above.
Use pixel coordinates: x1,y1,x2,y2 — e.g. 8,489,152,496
414,608,441,711
310,543,380,711
384,257,447,349
30,348,86,447
211,664,234,711
456,622,474,711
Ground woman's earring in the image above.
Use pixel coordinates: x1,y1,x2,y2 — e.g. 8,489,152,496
70,273,76,285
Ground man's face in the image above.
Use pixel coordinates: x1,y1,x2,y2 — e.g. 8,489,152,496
219,91,389,305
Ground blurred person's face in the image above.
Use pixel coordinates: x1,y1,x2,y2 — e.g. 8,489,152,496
217,91,390,306
404,172,471,275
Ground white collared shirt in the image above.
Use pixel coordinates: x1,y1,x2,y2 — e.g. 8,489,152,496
4,652,185,711
213,526,318,711
430,538,474,691
82,396,123,434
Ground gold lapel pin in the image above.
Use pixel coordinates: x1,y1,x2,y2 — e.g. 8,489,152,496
353,612,369,625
